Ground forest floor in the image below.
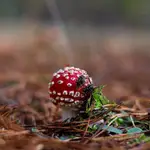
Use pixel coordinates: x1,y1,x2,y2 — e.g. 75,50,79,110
0,25,150,149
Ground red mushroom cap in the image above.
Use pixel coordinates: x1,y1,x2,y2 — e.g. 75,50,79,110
48,66,93,107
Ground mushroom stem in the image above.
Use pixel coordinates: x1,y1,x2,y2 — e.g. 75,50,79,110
61,106,79,121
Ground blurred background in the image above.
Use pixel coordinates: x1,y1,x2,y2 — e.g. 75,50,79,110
1,0,150,102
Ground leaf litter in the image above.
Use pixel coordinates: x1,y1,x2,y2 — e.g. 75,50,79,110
1,43,150,149
0,79,149,150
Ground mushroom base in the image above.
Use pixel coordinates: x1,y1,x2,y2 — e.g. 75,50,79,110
61,106,79,121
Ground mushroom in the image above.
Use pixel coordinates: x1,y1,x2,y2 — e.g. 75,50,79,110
48,66,93,121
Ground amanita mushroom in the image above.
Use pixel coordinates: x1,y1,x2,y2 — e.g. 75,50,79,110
48,66,93,120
